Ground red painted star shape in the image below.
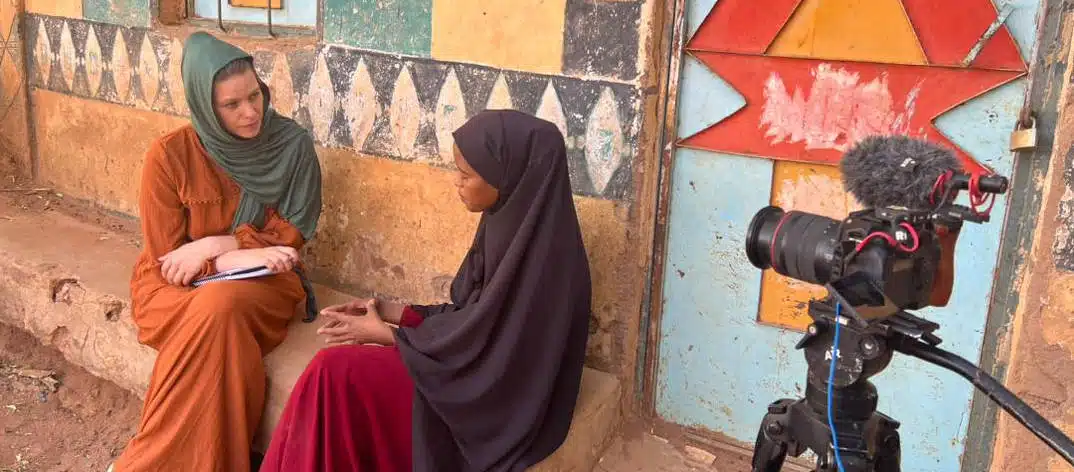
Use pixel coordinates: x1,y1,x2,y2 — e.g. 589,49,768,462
682,0,1028,175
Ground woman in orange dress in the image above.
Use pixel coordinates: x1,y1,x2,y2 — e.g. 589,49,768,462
111,32,322,472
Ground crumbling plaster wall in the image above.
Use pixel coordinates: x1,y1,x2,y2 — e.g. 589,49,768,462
15,0,669,393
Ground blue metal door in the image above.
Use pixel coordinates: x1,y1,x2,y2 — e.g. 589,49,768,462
655,1,1041,470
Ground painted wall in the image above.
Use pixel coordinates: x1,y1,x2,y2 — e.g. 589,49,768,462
0,0,30,181
83,0,151,27
990,10,1074,470
12,0,662,382
655,1,1049,471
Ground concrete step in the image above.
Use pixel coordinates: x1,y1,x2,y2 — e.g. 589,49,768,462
0,206,621,471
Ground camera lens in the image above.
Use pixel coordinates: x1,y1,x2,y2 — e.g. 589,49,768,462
746,206,784,269
745,206,842,285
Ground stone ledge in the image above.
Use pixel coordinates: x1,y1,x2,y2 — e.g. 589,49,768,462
0,207,621,471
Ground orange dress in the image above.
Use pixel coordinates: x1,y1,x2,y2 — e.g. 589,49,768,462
114,125,307,472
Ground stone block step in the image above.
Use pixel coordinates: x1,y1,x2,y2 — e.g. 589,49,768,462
0,207,621,471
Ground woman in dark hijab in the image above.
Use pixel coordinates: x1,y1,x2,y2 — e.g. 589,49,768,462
260,109,592,471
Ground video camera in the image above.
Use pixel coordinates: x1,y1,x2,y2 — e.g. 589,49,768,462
739,136,1073,472
744,172,1008,315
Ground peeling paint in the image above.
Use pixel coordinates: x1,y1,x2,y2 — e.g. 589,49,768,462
662,1,1041,470
1052,181,1074,269
25,15,644,199
83,0,150,28
323,0,432,56
761,64,922,152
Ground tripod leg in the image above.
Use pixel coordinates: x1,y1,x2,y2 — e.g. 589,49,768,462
751,421,788,472
873,427,901,472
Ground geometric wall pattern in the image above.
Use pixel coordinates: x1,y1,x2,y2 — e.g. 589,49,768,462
322,0,642,81
25,13,640,199
677,0,1027,330
657,2,1038,471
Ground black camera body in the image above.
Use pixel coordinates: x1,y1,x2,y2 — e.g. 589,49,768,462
746,205,949,314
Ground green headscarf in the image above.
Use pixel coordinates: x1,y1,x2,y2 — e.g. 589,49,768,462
181,32,322,322
181,32,322,241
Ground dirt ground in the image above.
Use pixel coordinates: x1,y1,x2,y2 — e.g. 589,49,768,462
0,178,777,472
0,326,756,472
0,175,125,472
0,176,142,238
597,430,748,472
597,421,813,472
0,180,145,472
0,323,141,472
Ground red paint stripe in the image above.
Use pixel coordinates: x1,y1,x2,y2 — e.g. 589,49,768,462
681,52,1024,175
686,0,802,54
770,211,793,273
901,0,1026,71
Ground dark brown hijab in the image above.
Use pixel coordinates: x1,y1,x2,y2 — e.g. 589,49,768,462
395,110,592,471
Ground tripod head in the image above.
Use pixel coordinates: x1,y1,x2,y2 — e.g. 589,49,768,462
750,274,1074,472
803,273,942,390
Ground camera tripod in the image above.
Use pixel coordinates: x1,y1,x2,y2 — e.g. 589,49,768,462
749,297,1074,472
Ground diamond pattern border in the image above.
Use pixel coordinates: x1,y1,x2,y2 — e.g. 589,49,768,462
25,14,640,200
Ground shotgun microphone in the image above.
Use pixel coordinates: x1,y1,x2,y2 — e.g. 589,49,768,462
839,135,1007,212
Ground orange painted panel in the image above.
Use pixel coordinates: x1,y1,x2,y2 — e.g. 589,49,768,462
431,0,566,75
230,0,283,8
26,0,83,18
767,0,819,57
769,0,926,65
757,161,862,330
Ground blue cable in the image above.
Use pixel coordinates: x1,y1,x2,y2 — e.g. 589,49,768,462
828,303,847,472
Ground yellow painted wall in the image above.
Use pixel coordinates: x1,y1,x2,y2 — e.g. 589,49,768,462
768,0,926,64
26,0,82,18
29,81,642,375
431,0,567,74
11,0,657,410
0,0,31,180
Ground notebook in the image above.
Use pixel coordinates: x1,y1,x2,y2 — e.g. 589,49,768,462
191,266,274,287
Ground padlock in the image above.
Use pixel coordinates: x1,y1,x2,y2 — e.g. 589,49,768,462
1010,117,1038,152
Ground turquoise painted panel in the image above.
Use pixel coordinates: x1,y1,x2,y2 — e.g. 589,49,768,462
656,149,786,434
83,0,150,27
676,54,744,139
193,0,317,27
1004,0,1043,62
323,0,432,57
686,0,718,39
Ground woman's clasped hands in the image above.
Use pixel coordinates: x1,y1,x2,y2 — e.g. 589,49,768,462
317,298,396,346
158,234,299,286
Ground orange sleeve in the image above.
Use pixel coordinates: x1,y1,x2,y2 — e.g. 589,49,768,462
137,140,215,279
233,208,306,251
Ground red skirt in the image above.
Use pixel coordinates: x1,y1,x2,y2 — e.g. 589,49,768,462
259,344,415,472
